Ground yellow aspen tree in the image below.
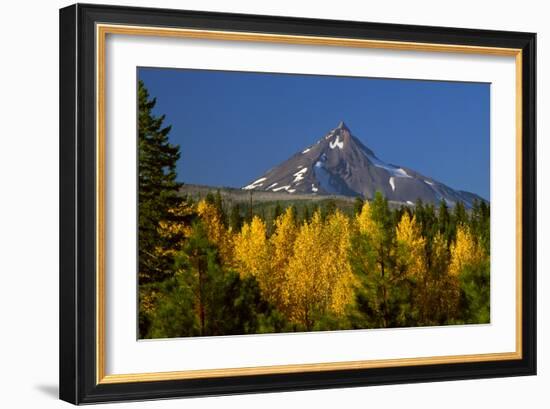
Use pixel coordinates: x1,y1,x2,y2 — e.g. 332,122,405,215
355,200,389,274
286,210,354,330
396,212,429,321
233,216,270,281
268,207,297,311
286,211,323,329
449,224,490,324
352,201,379,281
449,224,485,277
395,213,426,279
197,200,234,266
322,210,356,315
356,201,379,240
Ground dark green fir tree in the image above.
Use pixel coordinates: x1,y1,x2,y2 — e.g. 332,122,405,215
138,79,183,284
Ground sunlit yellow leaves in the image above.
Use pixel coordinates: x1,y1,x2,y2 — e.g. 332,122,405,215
449,224,485,277
286,210,355,329
395,213,426,279
357,201,378,238
197,200,234,266
267,207,297,309
234,215,270,279
152,193,490,333
323,211,356,315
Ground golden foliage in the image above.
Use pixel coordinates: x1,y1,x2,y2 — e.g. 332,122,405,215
323,211,357,315
285,211,355,329
267,207,297,310
233,215,270,279
449,224,485,277
197,200,234,266
395,212,426,278
356,201,378,238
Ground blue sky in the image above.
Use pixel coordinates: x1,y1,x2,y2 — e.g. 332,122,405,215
138,67,490,200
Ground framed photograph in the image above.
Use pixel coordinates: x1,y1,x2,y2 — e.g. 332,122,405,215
59,3,536,404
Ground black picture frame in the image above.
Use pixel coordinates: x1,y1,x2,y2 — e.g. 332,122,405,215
60,3,536,404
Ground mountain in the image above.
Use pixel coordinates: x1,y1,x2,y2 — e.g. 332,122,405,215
242,121,486,207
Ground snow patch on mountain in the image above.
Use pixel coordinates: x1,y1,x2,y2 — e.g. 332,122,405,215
362,149,410,178
292,167,308,183
329,134,344,150
272,185,291,192
243,177,266,190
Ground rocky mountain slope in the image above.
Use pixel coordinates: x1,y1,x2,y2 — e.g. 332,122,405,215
242,121,485,207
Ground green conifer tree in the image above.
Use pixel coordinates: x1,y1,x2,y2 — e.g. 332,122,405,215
229,203,244,232
273,202,283,221
214,190,227,226
138,80,183,284
353,196,364,215
302,205,311,224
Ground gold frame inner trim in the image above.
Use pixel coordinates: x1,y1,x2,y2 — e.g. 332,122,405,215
96,23,523,385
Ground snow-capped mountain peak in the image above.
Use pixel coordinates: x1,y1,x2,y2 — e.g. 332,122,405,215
242,122,485,207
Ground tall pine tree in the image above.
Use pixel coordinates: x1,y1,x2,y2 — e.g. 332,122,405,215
138,80,183,283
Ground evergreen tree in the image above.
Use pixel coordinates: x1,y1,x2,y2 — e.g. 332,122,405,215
205,192,215,205
175,221,215,336
215,271,288,335
351,192,410,328
478,201,490,254
138,80,183,284
457,259,490,324
141,276,199,339
302,205,311,224
416,202,437,247
470,199,490,254
324,199,337,219
353,196,364,215
453,201,468,226
449,224,490,324
229,203,244,232
147,220,287,338
273,202,283,221
290,204,299,225
438,200,451,242
213,190,227,226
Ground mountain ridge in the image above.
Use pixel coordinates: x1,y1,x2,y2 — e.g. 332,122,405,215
241,122,486,208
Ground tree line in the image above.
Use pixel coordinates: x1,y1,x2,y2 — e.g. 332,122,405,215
138,80,490,339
